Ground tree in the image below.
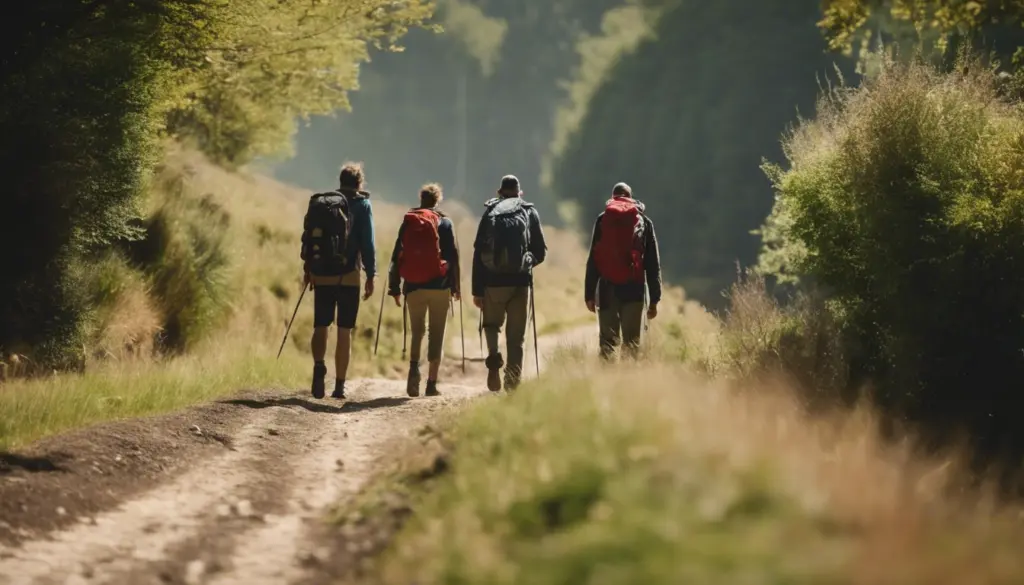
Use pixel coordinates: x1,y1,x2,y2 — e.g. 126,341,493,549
548,0,854,307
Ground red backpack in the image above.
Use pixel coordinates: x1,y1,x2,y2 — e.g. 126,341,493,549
593,196,645,284
398,208,448,284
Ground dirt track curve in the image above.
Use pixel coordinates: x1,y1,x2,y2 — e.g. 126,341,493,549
0,325,593,585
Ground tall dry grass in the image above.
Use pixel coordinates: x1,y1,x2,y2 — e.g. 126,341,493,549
351,353,1024,585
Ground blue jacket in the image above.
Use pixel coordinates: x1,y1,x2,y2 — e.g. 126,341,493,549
344,192,377,277
388,208,461,295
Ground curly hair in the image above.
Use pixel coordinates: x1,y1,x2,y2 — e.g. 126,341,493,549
419,183,443,208
338,161,365,189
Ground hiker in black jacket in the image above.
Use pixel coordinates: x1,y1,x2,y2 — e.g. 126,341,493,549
585,182,662,360
387,183,460,398
472,175,547,391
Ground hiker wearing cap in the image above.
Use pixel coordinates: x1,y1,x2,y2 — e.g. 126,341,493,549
585,182,662,360
387,183,461,398
472,175,548,391
301,161,377,400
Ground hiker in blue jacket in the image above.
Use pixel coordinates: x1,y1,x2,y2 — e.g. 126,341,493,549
301,162,377,400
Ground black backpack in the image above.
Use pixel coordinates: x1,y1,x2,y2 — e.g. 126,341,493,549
301,191,354,276
478,197,532,274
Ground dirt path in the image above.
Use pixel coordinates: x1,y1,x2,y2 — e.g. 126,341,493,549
0,326,595,585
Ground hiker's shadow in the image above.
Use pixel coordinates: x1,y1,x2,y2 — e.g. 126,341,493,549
0,452,69,475
222,396,410,414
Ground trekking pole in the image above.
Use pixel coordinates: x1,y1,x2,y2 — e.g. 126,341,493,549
478,308,484,358
373,282,387,356
277,282,308,360
458,293,466,373
401,296,408,360
529,282,540,377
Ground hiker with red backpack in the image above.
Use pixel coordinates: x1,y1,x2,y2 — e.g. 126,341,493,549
585,182,662,360
387,184,461,397
301,162,377,400
472,175,548,392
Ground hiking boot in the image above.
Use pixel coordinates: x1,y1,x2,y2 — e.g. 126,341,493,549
425,380,440,397
484,353,504,393
407,362,421,397
311,362,327,399
487,368,502,392
504,370,521,392
331,380,346,400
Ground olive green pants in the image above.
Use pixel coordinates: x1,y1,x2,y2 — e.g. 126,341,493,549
598,290,644,360
407,289,450,363
482,286,529,378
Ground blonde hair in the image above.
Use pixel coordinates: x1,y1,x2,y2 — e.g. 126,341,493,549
419,183,443,208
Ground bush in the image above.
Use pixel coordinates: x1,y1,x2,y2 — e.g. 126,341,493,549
701,270,849,409
760,53,1024,457
128,164,233,352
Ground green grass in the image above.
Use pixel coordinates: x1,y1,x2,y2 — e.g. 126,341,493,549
0,342,307,450
348,354,1024,585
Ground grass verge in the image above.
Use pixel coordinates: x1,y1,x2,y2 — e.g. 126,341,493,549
0,341,306,450
333,354,1024,585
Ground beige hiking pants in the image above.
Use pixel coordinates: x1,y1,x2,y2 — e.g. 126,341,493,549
407,289,450,363
482,286,529,378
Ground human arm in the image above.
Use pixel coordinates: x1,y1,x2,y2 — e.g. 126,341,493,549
471,213,487,299
527,206,547,268
439,217,460,298
387,223,403,301
584,215,601,311
357,199,377,278
644,216,663,312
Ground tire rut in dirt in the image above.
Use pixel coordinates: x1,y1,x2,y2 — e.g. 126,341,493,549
0,406,288,585
97,396,347,585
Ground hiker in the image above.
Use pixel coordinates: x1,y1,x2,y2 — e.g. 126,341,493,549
472,175,547,391
301,162,377,400
585,181,662,360
387,183,460,398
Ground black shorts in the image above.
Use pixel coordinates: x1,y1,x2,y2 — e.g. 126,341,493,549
313,285,360,329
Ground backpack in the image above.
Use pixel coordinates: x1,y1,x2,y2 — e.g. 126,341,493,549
301,191,354,276
398,208,448,284
478,197,532,274
593,196,646,285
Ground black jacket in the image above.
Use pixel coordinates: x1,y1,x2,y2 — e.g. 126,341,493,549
584,199,662,306
387,208,460,296
471,196,548,297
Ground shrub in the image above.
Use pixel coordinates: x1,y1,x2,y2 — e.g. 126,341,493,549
702,270,849,409
760,52,1024,457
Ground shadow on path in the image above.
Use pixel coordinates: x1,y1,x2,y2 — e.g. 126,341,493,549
221,396,410,415
0,452,69,474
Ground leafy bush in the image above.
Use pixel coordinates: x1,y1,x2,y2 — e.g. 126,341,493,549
760,53,1024,456
128,165,234,352
701,270,849,409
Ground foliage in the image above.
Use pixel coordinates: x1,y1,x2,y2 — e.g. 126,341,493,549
164,0,435,167
272,0,625,215
0,0,434,370
820,0,1024,70
548,0,854,307
354,359,1024,585
759,53,1024,457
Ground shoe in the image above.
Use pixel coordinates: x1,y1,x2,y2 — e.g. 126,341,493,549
504,371,521,392
484,353,504,393
331,380,346,399
311,362,327,399
407,362,421,397
486,368,502,392
425,380,440,397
